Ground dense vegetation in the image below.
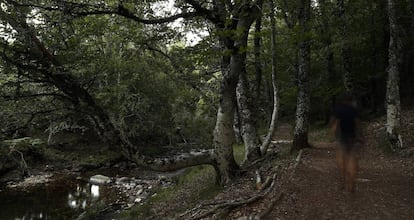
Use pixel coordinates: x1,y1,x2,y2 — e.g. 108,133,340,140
0,0,413,185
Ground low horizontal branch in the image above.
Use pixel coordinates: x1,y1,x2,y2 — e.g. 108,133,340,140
131,149,216,172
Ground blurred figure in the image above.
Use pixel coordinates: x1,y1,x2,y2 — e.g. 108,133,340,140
331,93,362,193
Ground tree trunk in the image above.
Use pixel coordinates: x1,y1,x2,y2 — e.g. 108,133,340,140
337,0,355,95
233,110,243,144
386,0,403,150
213,50,241,185
319,0,336,120
254,17,263,100
292,0,311,151
237,72,261,163
214,1,263,181
260,0,279,155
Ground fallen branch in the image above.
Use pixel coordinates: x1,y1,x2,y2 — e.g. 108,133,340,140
271,140,293,144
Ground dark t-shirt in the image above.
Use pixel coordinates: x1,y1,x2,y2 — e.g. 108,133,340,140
334,104,359,139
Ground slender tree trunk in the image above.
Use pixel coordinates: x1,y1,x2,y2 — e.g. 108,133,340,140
213,47,242,185
254,17,263,100
292,0,311,151
319,0,336,123
260,0,279,155
386,0,403,150
337,0,355,94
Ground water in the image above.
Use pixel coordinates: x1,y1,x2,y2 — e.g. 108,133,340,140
0,177,117,220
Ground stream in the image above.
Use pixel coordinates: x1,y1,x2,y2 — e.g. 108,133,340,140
0,175,118,220
0,167,177,220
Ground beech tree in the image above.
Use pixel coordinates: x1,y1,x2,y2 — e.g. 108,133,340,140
292,0,311,150
385,0,402,150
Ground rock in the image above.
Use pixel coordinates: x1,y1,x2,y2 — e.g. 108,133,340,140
134,197,142,203
115,177,130,184
89,174,111,185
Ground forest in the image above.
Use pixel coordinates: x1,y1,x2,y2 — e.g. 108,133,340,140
0,0,413,219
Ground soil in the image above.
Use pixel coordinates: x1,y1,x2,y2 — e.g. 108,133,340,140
268,141,414,220
178,121,414,220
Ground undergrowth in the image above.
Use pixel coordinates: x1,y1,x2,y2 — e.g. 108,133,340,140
117,145,246,219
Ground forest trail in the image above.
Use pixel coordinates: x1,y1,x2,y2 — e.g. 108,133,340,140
268,140,414,220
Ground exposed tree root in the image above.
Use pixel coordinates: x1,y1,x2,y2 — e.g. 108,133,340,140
188,173,277,220
181,149,305,220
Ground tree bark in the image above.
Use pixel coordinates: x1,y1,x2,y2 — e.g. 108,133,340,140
214,1,263,183
254,17,263,100
260,0,279,155
386,0,403,150
292,0,311,151
337,0,355,95
233,110,243,144
237,72,261,162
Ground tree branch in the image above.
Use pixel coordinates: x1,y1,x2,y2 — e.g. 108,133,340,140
7,0,205,25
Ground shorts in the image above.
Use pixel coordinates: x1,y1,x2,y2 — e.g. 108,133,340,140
337,137,357,153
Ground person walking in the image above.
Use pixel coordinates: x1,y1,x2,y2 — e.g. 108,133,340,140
331,93,362,193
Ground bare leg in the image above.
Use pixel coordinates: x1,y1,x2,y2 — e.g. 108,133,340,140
345,151,358,193
336,147,346,188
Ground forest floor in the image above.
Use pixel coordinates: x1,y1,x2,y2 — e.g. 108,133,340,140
143,110,414,220
3,111,413,220
263,137,414,219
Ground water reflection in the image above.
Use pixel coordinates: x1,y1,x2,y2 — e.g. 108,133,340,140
0,179,111,220
91,184,100,198
67,183,101,210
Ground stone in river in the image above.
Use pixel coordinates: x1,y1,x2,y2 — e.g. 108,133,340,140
89,174,111,185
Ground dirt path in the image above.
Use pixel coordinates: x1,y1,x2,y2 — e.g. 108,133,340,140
269,141,414,219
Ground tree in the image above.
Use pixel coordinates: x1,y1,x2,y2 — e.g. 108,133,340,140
260,0,279,155
337,0,355,95
0,0,264,185
385,0,402,150
292,0,312,151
